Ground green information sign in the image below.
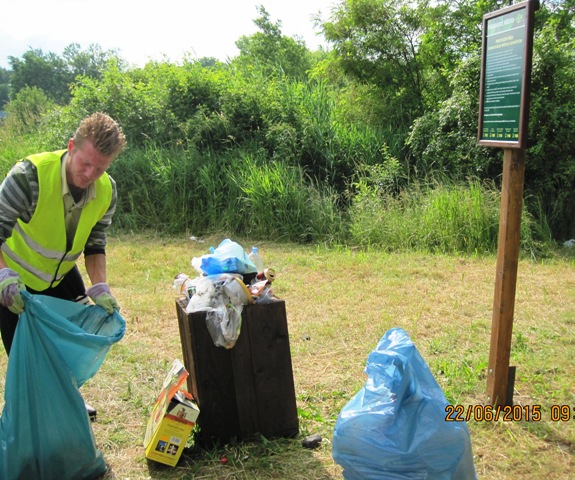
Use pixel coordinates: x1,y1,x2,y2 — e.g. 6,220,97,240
478,1,536,149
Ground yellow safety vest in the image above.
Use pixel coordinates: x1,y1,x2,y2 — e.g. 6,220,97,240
2,150,112,291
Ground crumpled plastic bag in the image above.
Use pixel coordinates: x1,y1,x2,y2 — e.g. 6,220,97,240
205,303,243,349
0,291,126,480
185,276,217,313
332,328,477,480
193,239,257,276
185,273,253,349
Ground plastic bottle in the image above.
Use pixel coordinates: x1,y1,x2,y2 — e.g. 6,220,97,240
248,246,264,273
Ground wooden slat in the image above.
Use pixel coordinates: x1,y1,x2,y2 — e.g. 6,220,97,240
232,302,299,439
176,299,240,447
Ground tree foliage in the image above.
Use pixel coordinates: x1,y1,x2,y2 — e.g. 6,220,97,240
526,15,575,239
0,67,9,108
3,86,55,135
234,6,313,79
2,1,575,240
8,44,120,105
322,0,430,127
319,0,518,127
406,0,575,239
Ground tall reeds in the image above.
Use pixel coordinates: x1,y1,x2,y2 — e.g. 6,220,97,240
109,144,345,243
348,176,547,255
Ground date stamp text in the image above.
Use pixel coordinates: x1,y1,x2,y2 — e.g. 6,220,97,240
445,404,575,422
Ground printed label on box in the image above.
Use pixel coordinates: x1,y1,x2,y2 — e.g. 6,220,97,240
144,360,200,467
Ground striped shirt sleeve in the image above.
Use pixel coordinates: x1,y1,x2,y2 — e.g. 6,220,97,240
0,160,38,244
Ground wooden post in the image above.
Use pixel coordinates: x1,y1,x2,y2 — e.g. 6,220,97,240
486,148,525,406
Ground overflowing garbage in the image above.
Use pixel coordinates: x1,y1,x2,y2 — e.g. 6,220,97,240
173,239,280,349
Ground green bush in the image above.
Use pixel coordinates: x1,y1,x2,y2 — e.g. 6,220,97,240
3,86,55,136
53,61,180,148
0,87,53,168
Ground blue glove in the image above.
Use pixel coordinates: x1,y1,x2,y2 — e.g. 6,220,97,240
0,267,25,314
86,282,120,314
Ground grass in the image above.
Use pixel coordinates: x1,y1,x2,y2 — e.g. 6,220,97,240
1,232,574,479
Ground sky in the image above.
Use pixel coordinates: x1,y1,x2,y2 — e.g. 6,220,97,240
1,0,338,69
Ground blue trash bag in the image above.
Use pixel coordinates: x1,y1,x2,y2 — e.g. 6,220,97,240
332,328,477,480
0,291,126,480
199,239,257,275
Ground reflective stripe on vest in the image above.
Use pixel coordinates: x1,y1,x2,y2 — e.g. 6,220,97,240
2,150,112,291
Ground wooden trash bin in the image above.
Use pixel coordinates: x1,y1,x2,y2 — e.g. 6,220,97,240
176,298,299,447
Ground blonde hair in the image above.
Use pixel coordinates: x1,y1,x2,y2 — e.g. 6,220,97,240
73,112,126,158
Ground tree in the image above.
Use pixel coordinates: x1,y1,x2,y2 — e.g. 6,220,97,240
198,57,220,68
8,44,119,105
9,49,70,104
525,13,575,240
320,0,513,130
321,0,432,128
4,86,55,134
407,0,575,240
62,43,120,80
0,67,10,108
234,5,313,79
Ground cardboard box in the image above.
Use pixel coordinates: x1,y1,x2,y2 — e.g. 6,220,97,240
144,360,200,467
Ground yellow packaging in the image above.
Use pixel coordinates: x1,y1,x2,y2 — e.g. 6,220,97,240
144,360,200,467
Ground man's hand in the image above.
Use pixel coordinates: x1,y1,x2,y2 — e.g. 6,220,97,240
0,267,25,314
87,282,120,314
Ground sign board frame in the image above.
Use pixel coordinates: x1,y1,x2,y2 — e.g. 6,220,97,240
477,0,537,149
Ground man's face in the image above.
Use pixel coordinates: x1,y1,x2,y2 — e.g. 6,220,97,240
66,138,114,189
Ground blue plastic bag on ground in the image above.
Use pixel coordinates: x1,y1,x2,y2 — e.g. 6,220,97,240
0,291,126,480
332,328,477,480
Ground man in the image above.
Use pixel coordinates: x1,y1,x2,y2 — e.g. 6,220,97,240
0,112,126,356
